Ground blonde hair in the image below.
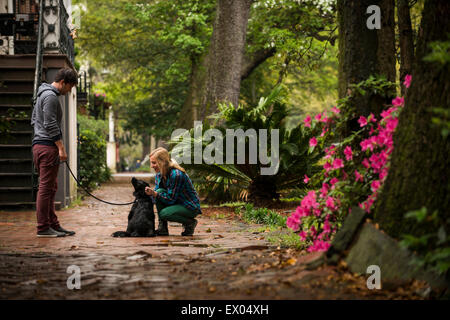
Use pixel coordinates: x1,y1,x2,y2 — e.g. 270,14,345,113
149,147,185,179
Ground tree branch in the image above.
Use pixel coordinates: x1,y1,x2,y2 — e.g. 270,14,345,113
240,47,276,80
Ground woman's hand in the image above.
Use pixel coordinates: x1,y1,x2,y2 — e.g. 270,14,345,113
145,187,157,197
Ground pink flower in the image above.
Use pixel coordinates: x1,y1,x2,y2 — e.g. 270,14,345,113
368,113,377,123
358,116,368,127
299,231,307,241
332,158,344,169
403,74,412,88
315,113,322,121
392,97,404,107
320,128,328,137
304,115,312,128
362,158,370,169
320,183,329,197
331,106,340,114
323,220,331,233
330,177,339,186
303,175,309,184
307,240,331,253
344,146,353,161
371,180,381,192
323,161,332,172
309,137,318,147
326,196,337,211
355,170,363,182
320,115,329,123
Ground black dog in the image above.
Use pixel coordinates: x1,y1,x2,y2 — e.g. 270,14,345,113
112,177,156,237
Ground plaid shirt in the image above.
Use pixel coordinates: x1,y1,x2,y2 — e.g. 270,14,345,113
154,168,202,214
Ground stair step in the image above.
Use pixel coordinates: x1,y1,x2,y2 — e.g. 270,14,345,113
0,187,33,202
0,80,34,92
0,93,33,105
0,70,37,81
0,159,33,173
0,145,32,160
2,118,32,131
0,105,32,117
0,202,62,211
0,173,33,187
0,66,36,70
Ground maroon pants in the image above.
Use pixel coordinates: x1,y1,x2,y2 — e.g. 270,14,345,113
32,144,61,232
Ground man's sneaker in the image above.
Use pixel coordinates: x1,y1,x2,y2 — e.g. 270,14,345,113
37,227,66,238
53,226,76,236
181,219,198,236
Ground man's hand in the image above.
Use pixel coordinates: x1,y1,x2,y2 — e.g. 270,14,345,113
59,149,68,162
54,140,67,162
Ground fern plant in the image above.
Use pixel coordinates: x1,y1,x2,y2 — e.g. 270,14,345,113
168,86,323,204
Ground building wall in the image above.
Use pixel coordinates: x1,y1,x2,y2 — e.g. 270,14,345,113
45,59,77,208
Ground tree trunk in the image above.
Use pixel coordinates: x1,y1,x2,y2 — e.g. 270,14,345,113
201,0,253,120
337,0,396,118
397,0,415,96
177,0,253,129
176,54,208,129
141,133,150,160
373,0,450,238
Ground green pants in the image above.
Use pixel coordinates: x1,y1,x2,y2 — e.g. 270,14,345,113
155,188,198,224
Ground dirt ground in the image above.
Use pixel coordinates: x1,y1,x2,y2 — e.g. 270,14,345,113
0,182,428,300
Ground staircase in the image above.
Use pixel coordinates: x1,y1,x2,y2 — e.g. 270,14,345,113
0,54,41,210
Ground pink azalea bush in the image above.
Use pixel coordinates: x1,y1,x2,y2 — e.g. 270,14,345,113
287,75,412,252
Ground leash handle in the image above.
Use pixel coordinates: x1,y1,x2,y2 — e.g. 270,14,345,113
64,161,136,206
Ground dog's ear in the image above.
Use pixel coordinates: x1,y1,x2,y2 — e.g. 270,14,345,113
131,177,138,190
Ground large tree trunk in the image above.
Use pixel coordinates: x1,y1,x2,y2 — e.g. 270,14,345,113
177,0,253,129
373,0,450,238
337,0,396,118
397,0,415,96
201,0,253,119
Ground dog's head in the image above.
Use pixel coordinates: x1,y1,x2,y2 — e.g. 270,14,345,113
131,177,150,198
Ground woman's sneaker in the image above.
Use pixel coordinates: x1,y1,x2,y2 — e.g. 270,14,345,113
37,227,66,237
181,219,198,236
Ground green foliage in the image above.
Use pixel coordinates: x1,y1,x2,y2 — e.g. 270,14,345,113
237,203,287,228
78,114,109,136
78,115,111,191
168,86,323,203
76,0,338,141
400,207,450,276
266,231,305,249
423,38,450,66
431,107,450,139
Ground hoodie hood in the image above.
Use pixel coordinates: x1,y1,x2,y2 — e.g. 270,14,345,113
37,82,60,98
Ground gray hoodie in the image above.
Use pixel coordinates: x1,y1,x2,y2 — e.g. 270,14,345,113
31,83,63,146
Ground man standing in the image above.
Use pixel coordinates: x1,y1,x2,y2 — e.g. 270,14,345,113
31,68,78,237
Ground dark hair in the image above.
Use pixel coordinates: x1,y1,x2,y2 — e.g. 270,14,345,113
54,68,78,85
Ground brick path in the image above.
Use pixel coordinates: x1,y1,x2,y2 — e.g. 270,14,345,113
0,183,424,299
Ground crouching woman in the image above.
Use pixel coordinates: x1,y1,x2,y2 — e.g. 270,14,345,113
144,147,201,236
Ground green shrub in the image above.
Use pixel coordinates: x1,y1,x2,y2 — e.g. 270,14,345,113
400,207,450,277
168,85,323,204
78,115,111,191
237,203,287,228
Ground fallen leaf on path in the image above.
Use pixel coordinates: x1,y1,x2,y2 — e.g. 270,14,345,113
208,286,216,292
286,258,297,265
206,228,212,233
